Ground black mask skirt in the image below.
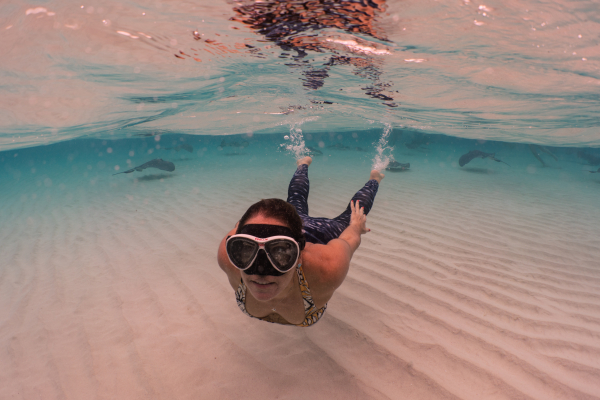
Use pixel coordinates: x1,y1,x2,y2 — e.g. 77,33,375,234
237,224,304,276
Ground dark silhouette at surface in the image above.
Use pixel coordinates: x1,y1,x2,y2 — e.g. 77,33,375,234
113,158,175,175
231,0,388,45
459,150,510,167
229,0,397,106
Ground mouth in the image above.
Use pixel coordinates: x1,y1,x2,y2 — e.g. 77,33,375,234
250,279,275,288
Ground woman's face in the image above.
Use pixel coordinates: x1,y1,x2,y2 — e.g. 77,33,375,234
240,214,300,302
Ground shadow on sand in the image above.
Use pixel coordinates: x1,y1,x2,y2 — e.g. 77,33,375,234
385,169,411,173
135,173,176,182
460,167,497,174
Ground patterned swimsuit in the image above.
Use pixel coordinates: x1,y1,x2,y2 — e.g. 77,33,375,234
236,264,327,327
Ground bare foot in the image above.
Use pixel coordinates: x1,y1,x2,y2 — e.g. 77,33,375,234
297,156,312,167
370,170,384,183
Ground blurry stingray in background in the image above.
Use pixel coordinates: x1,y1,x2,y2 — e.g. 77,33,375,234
577,150,600,166
165,143,194,153
132,130,173,137
220,139,249,149
588,167,600,173
306,146,323,156
386,160,410,171
459,150,510,167
325,143,371,152
405,133,430,151
528,144,558,167
328,143,352,150
113,158,175,175
387,130,403,147
230,0,398,107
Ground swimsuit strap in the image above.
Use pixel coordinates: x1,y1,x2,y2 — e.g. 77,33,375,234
235,279,254,319
235,265,327,327
295,264,327,327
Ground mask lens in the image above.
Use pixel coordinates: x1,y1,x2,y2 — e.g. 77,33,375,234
265,239,298,272
227,238,258,269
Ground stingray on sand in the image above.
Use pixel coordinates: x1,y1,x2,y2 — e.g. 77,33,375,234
386,161,410,171
113,158,175,175
459,150,510,167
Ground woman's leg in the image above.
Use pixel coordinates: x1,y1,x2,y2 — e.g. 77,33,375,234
289,161,383,245
332,177,380,228
305,175,381,245
287,164,310,216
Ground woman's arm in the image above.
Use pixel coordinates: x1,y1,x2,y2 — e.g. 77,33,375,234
304,200,369,292
337,199,369,254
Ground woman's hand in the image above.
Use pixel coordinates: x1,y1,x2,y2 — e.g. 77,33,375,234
349,200,369,234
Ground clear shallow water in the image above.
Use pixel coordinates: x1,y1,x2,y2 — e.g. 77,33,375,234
1,131,598,206
2,2,600,395
1,0,600,151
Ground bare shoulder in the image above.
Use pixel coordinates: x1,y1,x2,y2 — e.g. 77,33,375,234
301,239,353,296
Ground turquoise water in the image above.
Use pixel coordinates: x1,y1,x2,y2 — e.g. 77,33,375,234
1,0,599,200
1,130,597,228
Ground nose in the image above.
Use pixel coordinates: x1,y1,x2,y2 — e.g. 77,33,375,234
254,250,270,275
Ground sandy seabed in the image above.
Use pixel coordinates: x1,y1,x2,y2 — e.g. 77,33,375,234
1,144,600,400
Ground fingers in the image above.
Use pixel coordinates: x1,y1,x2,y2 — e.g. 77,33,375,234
351,200,364,213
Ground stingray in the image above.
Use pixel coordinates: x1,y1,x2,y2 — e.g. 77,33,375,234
529,144,547,167
220,139,249,148
589,167,600,173
166,143,193,153
459,150,510,167
539,145,558,161
529,144,558,166
405,134,429,150
577,150,600,166
306,146,323,155
386,161,410,171
327,143,351,150
113,158,175,175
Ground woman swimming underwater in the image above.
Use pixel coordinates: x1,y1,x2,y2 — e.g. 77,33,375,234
217,156,384,326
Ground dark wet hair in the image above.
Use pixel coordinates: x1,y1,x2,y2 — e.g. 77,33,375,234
237,198,304,246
